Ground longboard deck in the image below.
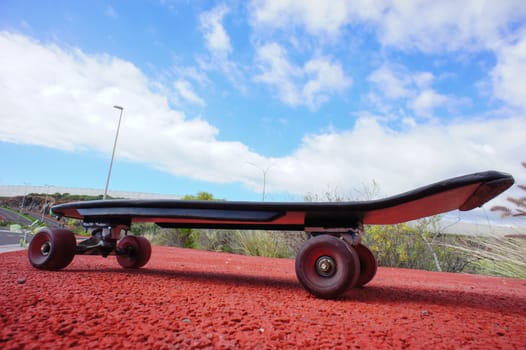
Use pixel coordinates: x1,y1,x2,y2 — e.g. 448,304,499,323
51,171,514,230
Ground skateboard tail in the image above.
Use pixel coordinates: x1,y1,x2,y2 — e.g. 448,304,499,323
459,176,515,211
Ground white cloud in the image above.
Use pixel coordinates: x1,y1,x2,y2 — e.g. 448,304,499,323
251,0,526,52
376,0,526,52
412,72,435,89
254,42,302,105
368,64,411,100
199,4,231,57
197,5,246,93
267,116,525,202
303,58,352,109
173,79,206,106
409,89,449,118
251,0,354,37
250,0,526,115
174,66,210,87
491,31,526,112
254,42,351,109
367,64,462,118
0,32,255,183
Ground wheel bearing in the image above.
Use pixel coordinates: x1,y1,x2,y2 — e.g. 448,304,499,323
40,241,51,256
315,256,336,277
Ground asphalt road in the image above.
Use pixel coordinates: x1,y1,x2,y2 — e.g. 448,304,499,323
0,207,33,226
0,208,35,252
0,229,28,245
0,206,62,229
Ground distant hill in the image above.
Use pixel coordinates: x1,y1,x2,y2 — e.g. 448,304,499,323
0,185,181,200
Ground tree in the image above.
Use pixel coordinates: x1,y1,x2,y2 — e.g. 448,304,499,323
182,192,217,201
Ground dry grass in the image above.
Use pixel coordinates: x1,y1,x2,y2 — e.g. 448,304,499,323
446,228,526,279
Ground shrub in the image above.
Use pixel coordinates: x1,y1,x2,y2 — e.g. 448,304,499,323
145,228,199,248
228,230,292,258
198,229,235,253
362,218,470,273
131,223,160,238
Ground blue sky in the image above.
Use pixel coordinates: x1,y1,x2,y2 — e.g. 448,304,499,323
1,1,525,222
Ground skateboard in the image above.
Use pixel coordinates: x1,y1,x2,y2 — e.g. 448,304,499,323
28,170,513,299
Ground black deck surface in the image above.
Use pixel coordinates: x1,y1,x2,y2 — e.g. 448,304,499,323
51,171,514,230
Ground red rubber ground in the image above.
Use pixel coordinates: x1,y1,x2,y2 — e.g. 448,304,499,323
1,246,525,349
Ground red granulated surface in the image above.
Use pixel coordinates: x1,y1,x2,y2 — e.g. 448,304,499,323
1,246,525,349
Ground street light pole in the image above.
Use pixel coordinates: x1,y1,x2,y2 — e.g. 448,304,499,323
103,105,124,200
247,162,270,201
41,184,51,222
20,182,29,213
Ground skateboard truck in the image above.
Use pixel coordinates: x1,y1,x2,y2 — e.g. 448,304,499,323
305,223,363,246
77,223,131,257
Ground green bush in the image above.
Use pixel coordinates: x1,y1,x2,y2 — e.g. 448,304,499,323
362,218,470,272
229,230,292,258
131,222,160,238
145,228,196,248
198,229,235,253
136,225,304,258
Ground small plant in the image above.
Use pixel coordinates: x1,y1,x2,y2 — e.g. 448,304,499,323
363,218,470,273
448,234,526,278
491,161,526,219
131,222,160,238
145,228,190,247
0,219,11,227
229,230,292,258
198,229,235,253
